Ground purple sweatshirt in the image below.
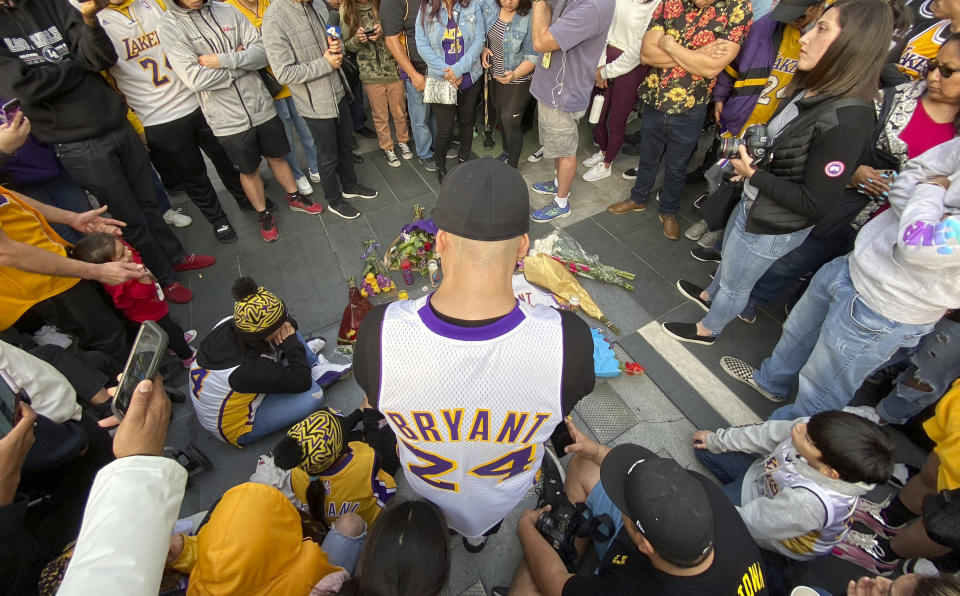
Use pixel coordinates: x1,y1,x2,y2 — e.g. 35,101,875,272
0,135,61,186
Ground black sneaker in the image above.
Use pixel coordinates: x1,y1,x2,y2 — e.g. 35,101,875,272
326,200,360,220
215,222,237,243
462,535,488,553
660,321,716,345
691,247,722,263
420,157,437,172
258,210,280,242
622,167,638,180
342,184,378,200
676,279,711,312
622,143,642,156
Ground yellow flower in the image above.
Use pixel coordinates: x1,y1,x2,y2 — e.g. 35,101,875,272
667,86,688,102
685,95,696,109
731,7,745,23
645,73,660,88
666,29,680,38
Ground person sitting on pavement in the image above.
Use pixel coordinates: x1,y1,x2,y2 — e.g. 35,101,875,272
189,277,349,448
499,417,769,596
72,234,198,368
834,378,960,575
267,408,397,528
692,411,895,568
338,499,451,596
352,159,595,553
719,134,960,421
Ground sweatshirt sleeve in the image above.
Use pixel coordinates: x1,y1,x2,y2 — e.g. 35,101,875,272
60,0,119,72
158,15,236,91
886,137,960,218
704,419,794,455
58,457,188,596
217,8,268,71
749,106,874,221
228,334,313,394
895,184,960,269
737,485,828,543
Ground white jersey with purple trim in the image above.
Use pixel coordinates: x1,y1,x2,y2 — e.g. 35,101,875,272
377,296,565,538
94,0,200,126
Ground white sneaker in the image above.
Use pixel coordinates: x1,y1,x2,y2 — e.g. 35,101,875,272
385,149,401,167
698,229,722,248
163,208,192,227
397,143,413,160
527,147,544,163
582,162,612,182
582,150,605,168
306,337,326,354
309,170,321,183
685,219,709,241
295,176,314,195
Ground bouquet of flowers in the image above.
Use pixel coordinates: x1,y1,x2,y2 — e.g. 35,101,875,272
360,240,396,297
531,230,636,292
384,205,439,274
337,277,373,347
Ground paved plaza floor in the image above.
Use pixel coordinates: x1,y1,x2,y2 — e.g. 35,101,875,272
161,122,925,595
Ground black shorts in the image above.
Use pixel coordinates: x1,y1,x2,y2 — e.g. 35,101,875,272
217,116,290,175
923,488,960,548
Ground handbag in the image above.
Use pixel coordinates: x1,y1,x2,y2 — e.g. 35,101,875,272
424,76,457,104
257,67,285,98
422,7,461,105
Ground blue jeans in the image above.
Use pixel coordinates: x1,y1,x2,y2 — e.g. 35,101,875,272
405,79,437,160
629,103,707,214
238,332,325,445
583,481,624,565
275,97,319,180
876,317,960,424
18,165,91,244
755,256,935,420
321,520,366,574
702,199,811,334
694,448,757,506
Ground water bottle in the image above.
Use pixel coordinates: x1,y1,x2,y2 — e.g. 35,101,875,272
588,93,605,125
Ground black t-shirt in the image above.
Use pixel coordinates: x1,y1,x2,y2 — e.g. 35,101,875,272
379,0,427,74
353,301,595,415
563,473,770,596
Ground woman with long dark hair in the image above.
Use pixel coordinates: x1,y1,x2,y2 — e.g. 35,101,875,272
415,0,487,182
662,0,895,345
479,0,537,168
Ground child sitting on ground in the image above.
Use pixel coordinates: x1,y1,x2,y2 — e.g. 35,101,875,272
692,410,895,562
72,233,195,366
257,408,397,528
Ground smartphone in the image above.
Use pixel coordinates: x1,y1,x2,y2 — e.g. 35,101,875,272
1,98,20,125
0,370,30,438
112,320,169,420
363,27,376,36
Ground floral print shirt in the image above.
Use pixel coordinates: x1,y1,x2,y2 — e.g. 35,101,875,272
642,0,752,115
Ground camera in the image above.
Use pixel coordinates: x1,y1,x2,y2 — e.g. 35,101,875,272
718,123,772,162
536,502,616,568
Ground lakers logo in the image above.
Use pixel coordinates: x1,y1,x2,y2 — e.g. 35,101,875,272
288,409,344,475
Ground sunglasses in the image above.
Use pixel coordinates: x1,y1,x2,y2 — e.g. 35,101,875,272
928,58,960,78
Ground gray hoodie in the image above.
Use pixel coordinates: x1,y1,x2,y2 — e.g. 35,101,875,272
704,419,874,561
261,0,346,120
849,136,960,325
158,0,276,136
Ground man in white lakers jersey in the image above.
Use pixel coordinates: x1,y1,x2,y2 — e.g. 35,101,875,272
353,159,595,552
93,0,245,243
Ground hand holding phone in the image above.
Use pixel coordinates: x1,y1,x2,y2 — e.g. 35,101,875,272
1,98,21,125
108,376,171,458
111,321,168,420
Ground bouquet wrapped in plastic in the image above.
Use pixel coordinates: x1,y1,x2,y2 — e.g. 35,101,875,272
360,240,396,297
385,205,439,274
531,229,635,292
523,254,621,335
337,277,373,348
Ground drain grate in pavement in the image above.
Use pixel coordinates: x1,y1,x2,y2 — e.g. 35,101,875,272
575,382,640,444
458,581,486,596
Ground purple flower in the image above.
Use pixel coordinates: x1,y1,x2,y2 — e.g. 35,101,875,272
376,274,391,288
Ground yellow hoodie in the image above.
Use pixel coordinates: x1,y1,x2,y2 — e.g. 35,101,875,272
171,483,341,595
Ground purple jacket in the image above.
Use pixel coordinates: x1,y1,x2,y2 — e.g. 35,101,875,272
712,15,783,135
0,136,61,186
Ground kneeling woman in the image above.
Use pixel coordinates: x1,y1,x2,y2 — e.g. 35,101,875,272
662,0,893,345
190,277,336,447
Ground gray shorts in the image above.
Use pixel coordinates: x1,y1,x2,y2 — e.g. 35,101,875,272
538,103,585,159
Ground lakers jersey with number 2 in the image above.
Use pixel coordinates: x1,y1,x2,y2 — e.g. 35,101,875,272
95,0,199,126
378,296,565,538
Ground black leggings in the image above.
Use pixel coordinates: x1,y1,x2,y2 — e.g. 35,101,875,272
433,80,483,166
492,79,532,168
155,314,192,360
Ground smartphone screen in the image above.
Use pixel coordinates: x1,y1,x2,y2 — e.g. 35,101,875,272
1,98,21,125
0,370,21,437
112,321,169,419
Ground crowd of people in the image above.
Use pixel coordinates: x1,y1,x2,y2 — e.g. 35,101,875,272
2,0,960,592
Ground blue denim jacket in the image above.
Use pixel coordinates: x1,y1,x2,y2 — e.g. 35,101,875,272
415,1,486,83
479,4,538,72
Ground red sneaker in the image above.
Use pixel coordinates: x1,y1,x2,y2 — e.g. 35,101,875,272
164,281,193,304
173,254,216,272
287,192,324,215
259,210,280,243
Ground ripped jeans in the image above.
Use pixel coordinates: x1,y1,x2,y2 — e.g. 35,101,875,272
876,316,960,424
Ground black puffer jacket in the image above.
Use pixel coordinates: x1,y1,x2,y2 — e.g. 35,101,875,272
746,91,875,235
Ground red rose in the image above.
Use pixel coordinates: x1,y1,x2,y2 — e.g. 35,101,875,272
691,29,716,47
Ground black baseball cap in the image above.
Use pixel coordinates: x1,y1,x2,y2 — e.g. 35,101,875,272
600,444,715,565
431,159,530,241
771,0,823,23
